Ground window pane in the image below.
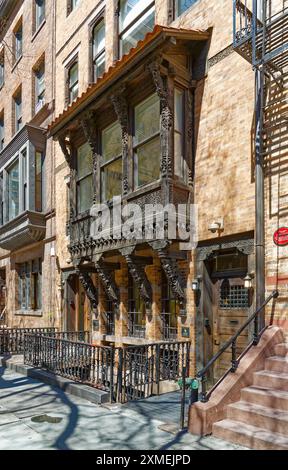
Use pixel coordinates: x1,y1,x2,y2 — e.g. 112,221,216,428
69,62,78,102
15,26,22,60
174,88,186,180
134,93,160,145
120,0,153,31
175,0,198,17
36,0,45,28
15,93,22,132
102,122,122,163
101,158,122,201
174,88,184,133
121,5,155,56
77,142,93,179
94,52,105,80
135,136,160,187
93,21,105,57
35,151,42,212
78,174,93,213
8,160,19,220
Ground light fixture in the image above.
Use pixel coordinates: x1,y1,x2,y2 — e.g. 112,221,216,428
50,246,55,257
208,218,224,234
192,279,200,291
244,274,253,289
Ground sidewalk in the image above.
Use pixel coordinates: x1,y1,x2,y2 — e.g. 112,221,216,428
0,366,248,450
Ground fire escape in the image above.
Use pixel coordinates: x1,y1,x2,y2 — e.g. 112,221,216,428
233,0,288,327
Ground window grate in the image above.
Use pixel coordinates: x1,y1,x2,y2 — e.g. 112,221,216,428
219,282,249,309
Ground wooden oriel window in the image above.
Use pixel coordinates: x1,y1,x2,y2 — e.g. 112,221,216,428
101,121,122,201
76,142,93,213
13,19,23,63
92,19,105,81
119,0,155,57
35,150,43,212
7,159,20,221
18,258,42,311
133,93,160,188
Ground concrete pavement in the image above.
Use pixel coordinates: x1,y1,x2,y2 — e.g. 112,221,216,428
0,366,248,450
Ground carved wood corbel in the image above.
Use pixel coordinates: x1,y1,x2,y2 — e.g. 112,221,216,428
58,133,72,165
77,270,99,313
147,60,173,178
120,247,152,308
149,240,186,306
93,255,120,308
110,86,129,195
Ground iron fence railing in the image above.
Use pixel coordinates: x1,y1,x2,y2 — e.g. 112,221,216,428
24,333,190,403
0,327,57,355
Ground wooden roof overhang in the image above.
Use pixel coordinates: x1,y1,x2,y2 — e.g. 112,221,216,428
48,25,210,138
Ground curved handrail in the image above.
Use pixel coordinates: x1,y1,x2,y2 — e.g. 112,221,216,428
196,289,279,402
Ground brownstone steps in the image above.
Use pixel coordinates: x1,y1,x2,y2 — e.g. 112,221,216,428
212,343,288,449
213,419,288,451
226,401,288,436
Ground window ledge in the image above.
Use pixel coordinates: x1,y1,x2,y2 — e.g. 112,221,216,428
31,19,46,42
15,310,43,317
11,55,23,73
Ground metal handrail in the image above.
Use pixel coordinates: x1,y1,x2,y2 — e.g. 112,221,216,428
196,289,279,402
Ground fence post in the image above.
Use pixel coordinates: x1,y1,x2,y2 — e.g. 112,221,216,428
110,345,115,403
117,348,123,403
180,366,186,430
156,344,160,396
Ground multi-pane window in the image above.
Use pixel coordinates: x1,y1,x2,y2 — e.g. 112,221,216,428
14,88,22,133
68,61,78,104
174,87,187,182
14,20,23,62
7,160,20,221
92,20,105,81
133,93,160,188
34,61,45,113
101,121,122,201
174,0,198,17
119,0,155,56
35,0,45,30
18,259,42,311
0,113,4,151
67,0,80,15
0,50,4,88
76,142,93,213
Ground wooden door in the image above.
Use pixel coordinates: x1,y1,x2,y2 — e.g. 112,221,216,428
78,282,85,332
66,275,77,331
202,262,214,384
213,277,250,381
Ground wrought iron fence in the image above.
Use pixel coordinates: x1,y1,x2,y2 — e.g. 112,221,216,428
23,333,190,403
0,327,57,355
47,330,91,343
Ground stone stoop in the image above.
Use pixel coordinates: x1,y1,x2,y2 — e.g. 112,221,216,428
213,343,288,450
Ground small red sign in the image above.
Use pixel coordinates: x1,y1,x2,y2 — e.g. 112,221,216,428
273,227,288,246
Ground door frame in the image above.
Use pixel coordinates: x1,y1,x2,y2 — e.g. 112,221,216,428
195,235,255,374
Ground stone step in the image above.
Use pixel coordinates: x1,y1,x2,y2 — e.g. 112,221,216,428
213,419,288,450
241,385,288,411
227,401,288,436
274,343,288,357
253,370,288,391
265,356,288,373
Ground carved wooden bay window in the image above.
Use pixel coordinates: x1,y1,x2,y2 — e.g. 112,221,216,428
101,121,122,202
133,93,160,189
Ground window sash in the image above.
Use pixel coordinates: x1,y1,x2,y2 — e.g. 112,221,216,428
35,0,45,29
119,4,155,56
101,156,122,201
93,21,105,59
0,61,4,87
0,118,4,150
69,63,78,102
18,259,42,310
175,0,198,18
15,27,22,60
120,0,154,33
15,94,22,131
8,159,20,221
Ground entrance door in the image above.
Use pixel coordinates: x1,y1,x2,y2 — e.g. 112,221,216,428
66,275,77,331
213,277,250,381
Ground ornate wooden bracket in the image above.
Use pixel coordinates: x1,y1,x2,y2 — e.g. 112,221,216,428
58,132,72,165
110,86,129,195
120,246,152,308
147,60,173,178
78,271,99,313
149,240,186,306
93,255,120,308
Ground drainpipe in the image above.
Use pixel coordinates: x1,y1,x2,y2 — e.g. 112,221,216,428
254,0,266,332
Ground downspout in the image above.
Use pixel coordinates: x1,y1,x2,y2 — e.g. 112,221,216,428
254,0,266,332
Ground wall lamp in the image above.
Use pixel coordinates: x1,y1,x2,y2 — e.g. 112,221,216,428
244,274,253,289
192,277,202,291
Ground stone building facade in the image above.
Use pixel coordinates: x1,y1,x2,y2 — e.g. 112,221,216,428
0,0,58,328
1,0,287,382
